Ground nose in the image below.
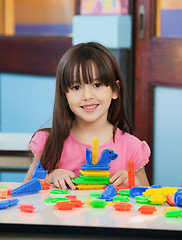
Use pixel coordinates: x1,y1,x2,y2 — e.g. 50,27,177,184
82,85,93,100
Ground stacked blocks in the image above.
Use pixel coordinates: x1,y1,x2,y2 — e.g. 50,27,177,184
72,147,118,190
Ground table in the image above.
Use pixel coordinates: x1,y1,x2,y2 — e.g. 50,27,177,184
0,182,182,240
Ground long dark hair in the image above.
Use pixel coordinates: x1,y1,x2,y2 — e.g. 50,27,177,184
38,42,133,171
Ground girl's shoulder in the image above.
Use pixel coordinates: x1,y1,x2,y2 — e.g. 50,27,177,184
31,130,50,143
115,128,150,152
29,130,50,160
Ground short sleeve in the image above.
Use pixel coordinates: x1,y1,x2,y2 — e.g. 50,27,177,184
132,141,151,170
29,131,49,160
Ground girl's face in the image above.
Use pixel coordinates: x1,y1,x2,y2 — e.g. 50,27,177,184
65,64,118,125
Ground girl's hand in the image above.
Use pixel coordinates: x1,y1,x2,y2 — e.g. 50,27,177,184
48,169,76,190
109,170,128,186
109,170,142,187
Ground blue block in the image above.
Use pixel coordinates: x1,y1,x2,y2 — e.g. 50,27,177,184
11,178,42,197
73,15,131,49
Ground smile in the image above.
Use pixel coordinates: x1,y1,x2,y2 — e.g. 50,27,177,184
81,104,99,111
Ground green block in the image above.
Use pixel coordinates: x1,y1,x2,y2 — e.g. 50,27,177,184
113,195,130,202
72,177,110,185
50,189,69,194
165,209,182,218
79,174,110,180
90,199,107,208
135,195,151,204
44,197,70,203
118,189,130,196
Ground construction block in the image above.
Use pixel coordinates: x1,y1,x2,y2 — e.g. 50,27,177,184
10,178,42,197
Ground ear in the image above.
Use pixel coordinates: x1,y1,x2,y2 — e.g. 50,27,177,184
112,80,120,100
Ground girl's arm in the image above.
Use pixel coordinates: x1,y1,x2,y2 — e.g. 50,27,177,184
109,164,150,187
24,156,39,182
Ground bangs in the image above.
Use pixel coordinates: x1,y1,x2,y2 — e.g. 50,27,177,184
59,44,118,92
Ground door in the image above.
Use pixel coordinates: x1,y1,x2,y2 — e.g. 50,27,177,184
134,0,182,186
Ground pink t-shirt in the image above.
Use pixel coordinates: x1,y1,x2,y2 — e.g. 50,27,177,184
29,128,150,177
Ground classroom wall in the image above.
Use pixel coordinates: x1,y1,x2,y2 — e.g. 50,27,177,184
153,86,182,187
0,73,55,133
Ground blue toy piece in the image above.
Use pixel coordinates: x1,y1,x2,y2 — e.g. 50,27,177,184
32,161,48,179
81,164,110,171
11,178,42,197
129,186,149,198
98,184,117,201
86,148,93,165
151,184,162,188
97,149,118,165
83,148,118,170
0,198,19,210
174,189,182,207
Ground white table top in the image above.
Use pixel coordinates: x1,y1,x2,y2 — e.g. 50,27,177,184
0,182,182,239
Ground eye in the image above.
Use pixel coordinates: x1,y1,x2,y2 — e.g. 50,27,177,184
93,83,102,88
71,85,81,90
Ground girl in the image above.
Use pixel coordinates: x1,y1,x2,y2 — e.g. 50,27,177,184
25,42,150,189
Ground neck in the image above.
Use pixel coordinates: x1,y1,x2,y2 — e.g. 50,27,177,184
71,119,114,145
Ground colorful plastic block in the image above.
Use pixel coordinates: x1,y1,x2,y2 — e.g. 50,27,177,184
0,198,19,210
0,188,8,199
149,195,166,205
118,189,130,196
50,189,69,194
70,199,85,207
17,204,36,213
166,194,175,206
55,201,74,210
79,174,110,180
11,179,42,197
80,170,110,177
165,209,182,218
90,199,107,208
41,181,51,190
114,202,132,211
127,159,135,188
113,195,130,202
76,184,105,190
66,195,77,199
72,177,110,185
129,186,149,198
44,197,70,203
32,161,48,179
138,205,157,214
98,184,117,201
135,195,151,204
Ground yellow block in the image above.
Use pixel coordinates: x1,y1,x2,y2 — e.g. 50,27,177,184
164,207,179,213
80,170,110,177
92,137,99,165
76,184,105,190
149,195,166,204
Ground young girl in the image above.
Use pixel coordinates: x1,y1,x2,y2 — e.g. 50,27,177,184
25,42,150,189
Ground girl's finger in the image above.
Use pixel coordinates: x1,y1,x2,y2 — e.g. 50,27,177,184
110,170,126,183
58,178,68,190
112,173,128,186
65,176,76,190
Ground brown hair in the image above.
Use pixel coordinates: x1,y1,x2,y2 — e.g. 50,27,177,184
38,42,133,171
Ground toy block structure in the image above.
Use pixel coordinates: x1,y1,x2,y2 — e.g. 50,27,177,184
72,138,118,190
10,178,42,197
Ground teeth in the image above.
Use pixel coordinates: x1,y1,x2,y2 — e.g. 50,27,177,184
82,105,97,109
